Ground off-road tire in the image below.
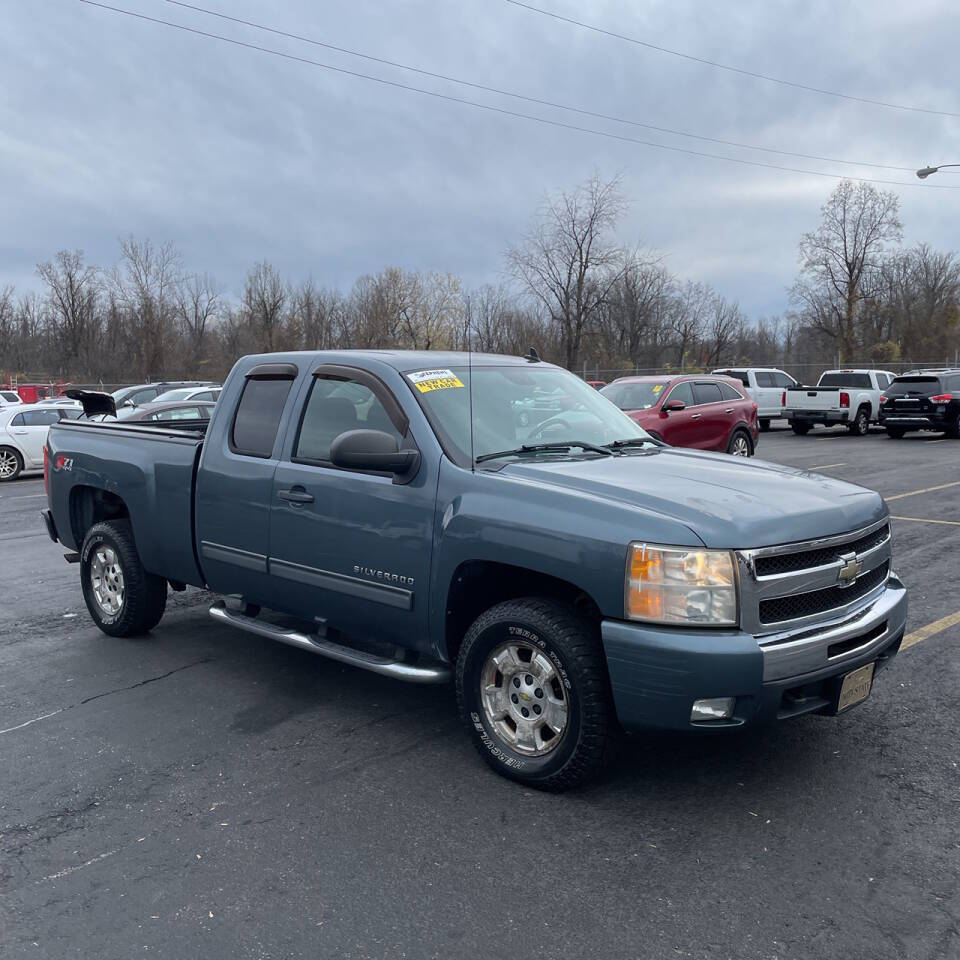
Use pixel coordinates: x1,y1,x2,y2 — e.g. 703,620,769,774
848,406,870,436
0,446,23,482
456,598,616,791
791,422,811,435
80,520,167,637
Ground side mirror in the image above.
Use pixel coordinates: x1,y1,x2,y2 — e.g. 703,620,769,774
662,399,686,412
329,429,420,479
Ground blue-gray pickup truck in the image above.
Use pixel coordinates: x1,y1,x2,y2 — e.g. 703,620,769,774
43,350,907,789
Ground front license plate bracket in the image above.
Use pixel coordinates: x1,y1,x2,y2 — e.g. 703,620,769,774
836,662,875,713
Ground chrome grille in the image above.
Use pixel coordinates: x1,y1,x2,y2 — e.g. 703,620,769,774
737,518,892,634
758,562,889,624
754,524,889,577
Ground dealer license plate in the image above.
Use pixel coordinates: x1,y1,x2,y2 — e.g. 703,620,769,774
837,662,875,712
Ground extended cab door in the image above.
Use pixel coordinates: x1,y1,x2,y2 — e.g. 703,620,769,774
195,362,300,602
267,363,436,650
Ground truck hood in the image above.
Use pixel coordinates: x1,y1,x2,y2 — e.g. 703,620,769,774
500,448,886,549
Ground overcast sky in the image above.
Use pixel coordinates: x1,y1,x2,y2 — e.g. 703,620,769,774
3,0,959,319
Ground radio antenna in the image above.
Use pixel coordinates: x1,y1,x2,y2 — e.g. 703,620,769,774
467,316,475,472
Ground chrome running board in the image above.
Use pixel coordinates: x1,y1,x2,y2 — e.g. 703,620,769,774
208,601,450,684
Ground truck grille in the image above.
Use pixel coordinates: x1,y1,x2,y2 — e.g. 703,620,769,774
758,562,889,625
754,524,889,577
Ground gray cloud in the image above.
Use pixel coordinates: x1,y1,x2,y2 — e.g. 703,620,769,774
2,0,958,319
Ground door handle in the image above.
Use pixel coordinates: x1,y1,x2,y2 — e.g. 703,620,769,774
278,487,314,504
690,413,702,420
13,429,28,435
725,408,734,414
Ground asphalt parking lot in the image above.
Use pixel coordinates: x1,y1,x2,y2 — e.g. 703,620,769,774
2,424,958,960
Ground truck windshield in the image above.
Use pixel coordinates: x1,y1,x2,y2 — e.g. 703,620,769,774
599,380,668,411
404,365,650,465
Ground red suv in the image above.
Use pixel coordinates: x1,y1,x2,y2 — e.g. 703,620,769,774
600,374,759,456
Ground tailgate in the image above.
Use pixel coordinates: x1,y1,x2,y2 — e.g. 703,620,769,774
787,388,840,411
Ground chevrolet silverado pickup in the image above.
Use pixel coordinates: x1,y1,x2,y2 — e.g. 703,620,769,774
786,369,896,435
42,351,907,790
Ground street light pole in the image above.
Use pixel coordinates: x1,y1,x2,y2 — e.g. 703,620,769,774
916,164,960,179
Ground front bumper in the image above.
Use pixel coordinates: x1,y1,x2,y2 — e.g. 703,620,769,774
601,576,907,732
789,409,849,425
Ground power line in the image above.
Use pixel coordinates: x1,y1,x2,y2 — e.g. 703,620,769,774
77,1,960,190
163,0,915,173
506,0,960,120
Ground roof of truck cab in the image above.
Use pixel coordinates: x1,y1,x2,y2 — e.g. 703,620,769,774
239,350,559,371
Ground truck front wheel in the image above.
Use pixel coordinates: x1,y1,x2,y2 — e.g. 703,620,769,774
80,520,167,637
455,598,615,790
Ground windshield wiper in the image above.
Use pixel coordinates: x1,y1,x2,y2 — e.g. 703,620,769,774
476,441,614,463
608,437,659,449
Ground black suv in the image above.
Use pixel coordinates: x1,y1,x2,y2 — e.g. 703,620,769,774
879,371,960,438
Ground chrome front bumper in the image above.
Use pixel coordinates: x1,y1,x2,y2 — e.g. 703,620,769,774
758,575,907,681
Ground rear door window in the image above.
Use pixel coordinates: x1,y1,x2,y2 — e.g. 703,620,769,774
231,378,295,457
754,371,774,387
718,382,743,401
692,382,723,405
773,372,796,388
21,409,61,426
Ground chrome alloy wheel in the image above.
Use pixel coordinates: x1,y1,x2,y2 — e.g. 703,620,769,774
480,641,569,756
730,434,751,456
0,449,19,479
90,546,125,616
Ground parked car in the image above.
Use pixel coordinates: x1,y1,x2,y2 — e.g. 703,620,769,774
711,368,798,430
878,371,960,438
111,381,218,409
0,403,83,481
152,385,222,404
44,351,905,790
86,400,216,424
601,374,759,456
585,380,607,390
0,389,24,410
785,369,896,436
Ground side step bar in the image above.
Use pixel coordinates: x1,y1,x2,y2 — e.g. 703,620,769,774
208,601,451,684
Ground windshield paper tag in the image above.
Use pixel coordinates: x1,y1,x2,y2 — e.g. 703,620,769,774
407,369,465,393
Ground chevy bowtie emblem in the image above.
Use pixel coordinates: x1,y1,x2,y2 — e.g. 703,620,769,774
837,553,862,588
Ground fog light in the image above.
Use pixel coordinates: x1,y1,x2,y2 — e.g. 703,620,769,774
691,697,736,721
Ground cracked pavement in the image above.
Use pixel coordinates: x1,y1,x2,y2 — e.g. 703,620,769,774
1,428,959,959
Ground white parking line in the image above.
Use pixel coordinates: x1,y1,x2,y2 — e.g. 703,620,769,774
886,481,960,502
890,515,960,527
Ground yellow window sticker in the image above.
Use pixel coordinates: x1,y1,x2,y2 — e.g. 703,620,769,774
652,384,663,394
408,368,465,393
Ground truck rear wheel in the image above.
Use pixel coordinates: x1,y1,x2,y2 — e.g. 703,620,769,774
885,426,906,439
791,422,811,435
455,598,616,791
848,406,870,436
80,520,167,637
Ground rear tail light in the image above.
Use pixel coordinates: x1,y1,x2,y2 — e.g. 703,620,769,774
930,394,953,403
781,390,786,407
879,394,886,405
43,444,50,496
839,392,850,408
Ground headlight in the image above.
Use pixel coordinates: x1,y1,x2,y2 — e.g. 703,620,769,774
625,543,738,626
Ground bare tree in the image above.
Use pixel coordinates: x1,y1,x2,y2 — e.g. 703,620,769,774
507,173,627,369
36,250,102,366
176,272,221,354
701,296,745,368
668,281,711,367
240,261,287,352
791,180,902,363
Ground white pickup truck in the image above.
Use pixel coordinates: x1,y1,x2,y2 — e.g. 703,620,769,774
711,367,798,430
786,369,897,436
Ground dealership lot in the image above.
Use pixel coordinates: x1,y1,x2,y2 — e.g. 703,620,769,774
1,426,958,959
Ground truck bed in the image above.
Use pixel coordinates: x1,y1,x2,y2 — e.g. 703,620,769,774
786,386,844,411
46,419,207,588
